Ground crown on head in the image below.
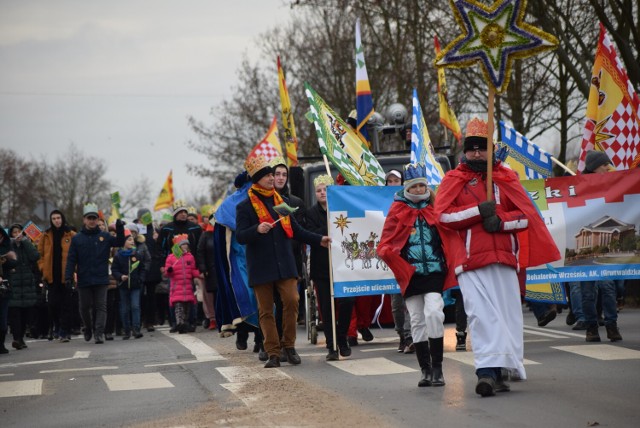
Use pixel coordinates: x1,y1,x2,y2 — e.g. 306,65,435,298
244,154,270,177
313,174,334,188
172,199,188,216
465,117,488,138
269,155,287,169
186,206,197,215
403,163,427,182
83,202,99,217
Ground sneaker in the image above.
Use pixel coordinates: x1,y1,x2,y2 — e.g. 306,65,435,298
146,326,155,332
537,310,557,327
264,356,280,368
565,311,576,326
83,328,93,342
105,333,114,341
258,348,268,362
59,336,70,343
404,338,415,354
347,336,359,347
397,335,406,353
133,330,144,339
455,331,467,352
572,321,587,330
283,347,301,365
495,379,511,393
208,320,217,330
338,341,351,357
605,324,622,341
326,349,339,361
94,334,105,344
475,377,496,397
358,328,374,342
586,326,601,342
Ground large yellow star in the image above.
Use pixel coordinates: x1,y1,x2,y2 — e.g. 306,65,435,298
435,0,558,93
333,214,351,235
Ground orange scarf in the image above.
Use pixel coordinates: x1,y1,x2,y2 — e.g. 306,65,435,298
248,184,293,238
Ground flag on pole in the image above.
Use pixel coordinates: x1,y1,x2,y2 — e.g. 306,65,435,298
498,121,553,179
578,23,640,172
434,36,462,142
411,89,444,184
154,170,174,211
355,19,374,143
277,56,299,167
305,83,385,186
246,116,283,163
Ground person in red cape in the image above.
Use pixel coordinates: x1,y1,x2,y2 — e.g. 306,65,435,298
378,163,456,388
434,117,560,397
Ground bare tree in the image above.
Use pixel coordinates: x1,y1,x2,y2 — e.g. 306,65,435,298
0,149,46,226
113,175,153,220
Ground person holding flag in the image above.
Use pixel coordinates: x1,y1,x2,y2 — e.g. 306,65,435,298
111,229,145,340
435,117,560,397
236,154,331,368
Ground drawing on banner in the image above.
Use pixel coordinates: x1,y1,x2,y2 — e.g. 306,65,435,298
338,231,387,271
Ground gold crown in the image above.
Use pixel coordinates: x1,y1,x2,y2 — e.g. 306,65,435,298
313,174,334,188
269,155,287,169
465,117,488,138
172,199,188,215
245,154,270,177
186,206,198,215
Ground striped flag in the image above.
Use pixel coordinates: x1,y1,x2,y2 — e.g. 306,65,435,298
434,36,462,142
154,170,174,211
498,121,553,179
355,19,374,143
411,89,444,185
305,83,385,186
277,56,299,167
578,23,640,172
246,116,283,162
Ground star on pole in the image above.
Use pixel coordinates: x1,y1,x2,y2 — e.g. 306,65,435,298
435,0,558,93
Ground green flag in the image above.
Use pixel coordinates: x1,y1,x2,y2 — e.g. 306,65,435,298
305,83,386,186
140,212,153,226
171,243,183,259
130,261,140,273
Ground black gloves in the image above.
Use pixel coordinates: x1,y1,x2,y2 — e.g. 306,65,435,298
478,200,496,218
483,215,502,233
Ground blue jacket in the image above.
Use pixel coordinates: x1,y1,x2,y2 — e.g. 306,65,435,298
111,248,145,289
65,222,125,288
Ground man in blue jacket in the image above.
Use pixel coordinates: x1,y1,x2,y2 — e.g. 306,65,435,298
65,203,125,344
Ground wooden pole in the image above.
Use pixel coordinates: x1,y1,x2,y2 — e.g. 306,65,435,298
486,86,496,201
550,156,576,176
322,154,338,353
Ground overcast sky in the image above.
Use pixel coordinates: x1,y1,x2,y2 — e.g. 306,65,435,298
0,0,288,206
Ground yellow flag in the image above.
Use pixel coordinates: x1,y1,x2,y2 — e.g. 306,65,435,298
277,56,298,167
154,170,174,211
435,36,462,143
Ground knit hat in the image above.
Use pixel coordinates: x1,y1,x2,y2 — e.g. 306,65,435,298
172,234,189,247
245,154,273,184
136,208,151,221
403,163,428,189
126,223,138,234
172,199,188,217
463,117,488,152
83,202,99,218
9,223,23,234
584,150,612,173
123,228,132,239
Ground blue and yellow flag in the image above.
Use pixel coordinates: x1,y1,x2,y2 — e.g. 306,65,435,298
355,19,374,143
498,121,553,179
411,89,444,185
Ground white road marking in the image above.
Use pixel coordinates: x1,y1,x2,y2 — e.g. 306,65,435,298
103,373,174,391
327,357,417,376
552,344,640,360
523,328,570,339
361,347,398,352
73,351,91,359
0,373,14,377
40,366,118,374
524,325,585,338
0,350,94,368
0,379,43,398
217,366,290,383
159,330,226,362
445,352,540,366
298,352,328,357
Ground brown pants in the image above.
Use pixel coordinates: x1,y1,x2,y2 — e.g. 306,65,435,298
253,278,299,357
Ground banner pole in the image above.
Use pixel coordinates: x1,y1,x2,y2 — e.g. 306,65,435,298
550,156,576,176
324,179,338,354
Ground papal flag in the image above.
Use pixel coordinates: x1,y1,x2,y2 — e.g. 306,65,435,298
277,56,299,167
411,89,444,184
305,83,385,186
434,36,462,142
498,121,553,179
578,23,640,172
355,18,374,143
246,116,283,163
154,170,174,211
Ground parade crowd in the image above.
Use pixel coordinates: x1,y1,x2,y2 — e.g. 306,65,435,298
0,117,628,398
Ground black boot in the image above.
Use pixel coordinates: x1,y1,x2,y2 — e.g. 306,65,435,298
0,330,8,354
414,341,431,387
429,337,445,387
397,332,406,353
455,331,467,352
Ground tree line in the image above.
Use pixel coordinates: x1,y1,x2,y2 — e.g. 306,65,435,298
187,0,639,198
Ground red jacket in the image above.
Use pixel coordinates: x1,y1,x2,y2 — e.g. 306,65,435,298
165,252,200,306
434,162,560,275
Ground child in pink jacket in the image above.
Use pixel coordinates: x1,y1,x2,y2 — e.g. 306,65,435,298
164,234,201,333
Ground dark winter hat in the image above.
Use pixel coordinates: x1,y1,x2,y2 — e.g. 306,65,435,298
9,223,23,234
584,150,612,173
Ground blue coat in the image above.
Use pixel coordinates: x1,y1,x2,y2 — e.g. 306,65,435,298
65,222,125,288
236,192,322,287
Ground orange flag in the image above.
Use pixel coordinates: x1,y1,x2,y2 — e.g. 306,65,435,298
154,170,174,211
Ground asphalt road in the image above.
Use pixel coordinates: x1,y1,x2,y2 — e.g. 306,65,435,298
1,307,639,427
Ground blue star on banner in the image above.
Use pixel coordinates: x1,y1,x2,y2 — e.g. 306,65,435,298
435,0,558,93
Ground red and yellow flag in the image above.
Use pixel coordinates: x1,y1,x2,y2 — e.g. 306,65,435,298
434,36,462,143
277,56,298,167
578,23,640,172
154,170,174,211
246,117,283,163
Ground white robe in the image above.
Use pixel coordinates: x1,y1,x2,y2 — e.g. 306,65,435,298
458,264,526,380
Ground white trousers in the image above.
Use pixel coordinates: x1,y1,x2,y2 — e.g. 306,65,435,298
458,264,527,379
405,292,445,342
